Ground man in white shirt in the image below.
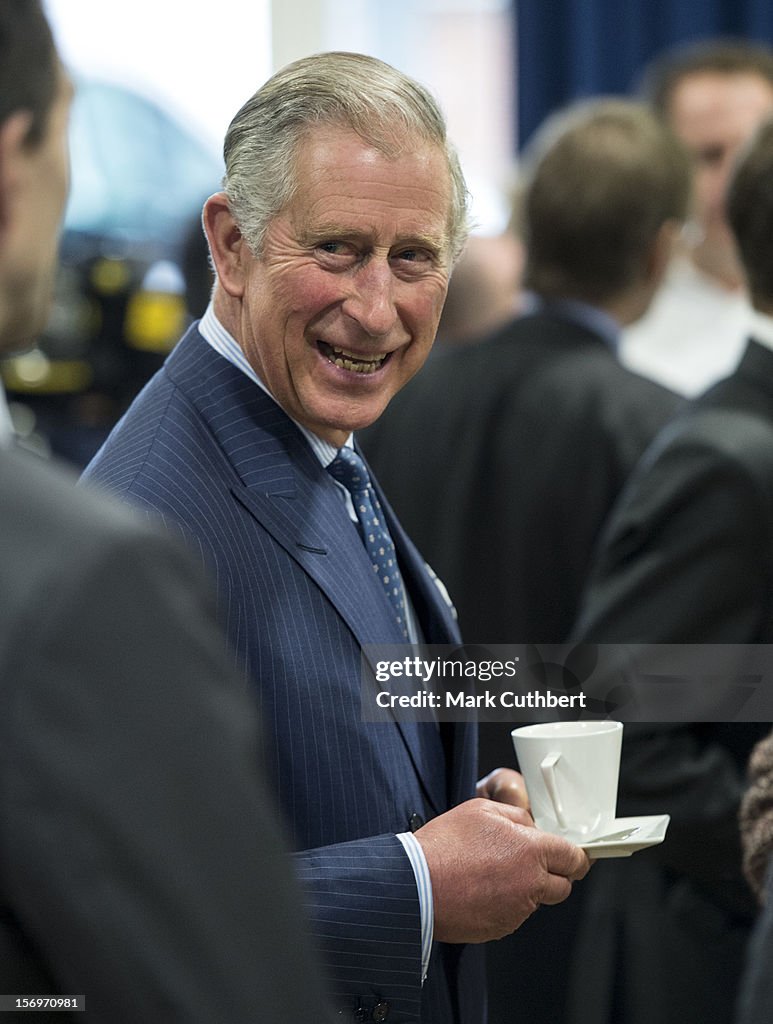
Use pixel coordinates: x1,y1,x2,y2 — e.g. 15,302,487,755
621,39,773,396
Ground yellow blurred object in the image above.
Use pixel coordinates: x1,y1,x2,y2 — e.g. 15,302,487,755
90,257,132,296
124,291,186,353
1,348,93,393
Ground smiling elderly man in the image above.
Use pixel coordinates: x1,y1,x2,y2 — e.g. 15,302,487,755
83,52,589,1023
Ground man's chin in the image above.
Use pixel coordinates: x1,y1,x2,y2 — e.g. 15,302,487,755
304,394,397,442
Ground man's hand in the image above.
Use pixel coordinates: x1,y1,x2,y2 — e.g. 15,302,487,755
476,766,531,812
414,798,590,943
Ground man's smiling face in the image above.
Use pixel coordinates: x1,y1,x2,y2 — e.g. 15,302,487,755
234,125,453,445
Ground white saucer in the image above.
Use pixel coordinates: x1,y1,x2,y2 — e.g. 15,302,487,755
578,814,670,858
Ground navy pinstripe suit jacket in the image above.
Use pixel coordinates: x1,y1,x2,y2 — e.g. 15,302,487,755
82,324,484,1023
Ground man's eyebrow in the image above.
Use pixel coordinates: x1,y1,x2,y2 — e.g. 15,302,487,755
301,223,449,253
298,223,356,242
395,230,448,251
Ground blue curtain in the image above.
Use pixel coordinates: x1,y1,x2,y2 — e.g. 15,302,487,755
516,0,773,147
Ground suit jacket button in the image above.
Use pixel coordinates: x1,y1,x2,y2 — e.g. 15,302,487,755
373,1002,389,1021
408,812,424,832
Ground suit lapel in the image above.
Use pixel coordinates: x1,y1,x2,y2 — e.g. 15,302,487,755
230,464,412,648
230,445,452,816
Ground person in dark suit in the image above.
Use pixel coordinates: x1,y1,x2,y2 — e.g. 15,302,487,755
361,97,687,652
82,52,590,1023
360,98,689,1024
2,447,334,1024
0,3,335,1022
566,117,773,1024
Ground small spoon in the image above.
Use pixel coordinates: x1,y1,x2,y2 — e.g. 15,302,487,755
584,825,641,844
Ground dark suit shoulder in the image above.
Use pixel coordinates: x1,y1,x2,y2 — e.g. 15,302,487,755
572,363,773,643
1,447,204,645
2,446,166,561
385,312,679,414
644,341,773,484
370,313,679,463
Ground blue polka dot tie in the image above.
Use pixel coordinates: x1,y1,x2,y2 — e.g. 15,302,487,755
328,446,409,639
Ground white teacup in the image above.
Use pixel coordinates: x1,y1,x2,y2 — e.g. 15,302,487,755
511,721,623,841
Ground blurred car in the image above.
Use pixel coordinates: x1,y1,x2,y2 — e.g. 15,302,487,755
1,78,222,465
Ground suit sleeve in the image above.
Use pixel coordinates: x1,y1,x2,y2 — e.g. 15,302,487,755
294,835,425,1019
1,522,333,1023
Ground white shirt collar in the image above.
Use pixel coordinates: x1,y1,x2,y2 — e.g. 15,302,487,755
198,303,353,464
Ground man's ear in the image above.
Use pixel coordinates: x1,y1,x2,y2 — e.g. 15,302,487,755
0,111,34,235
203,192,249,297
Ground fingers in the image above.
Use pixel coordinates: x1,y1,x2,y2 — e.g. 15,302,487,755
414,798,590,943
539,873,574,906
539,845,591,906
541,830,592,882
476,767,532,812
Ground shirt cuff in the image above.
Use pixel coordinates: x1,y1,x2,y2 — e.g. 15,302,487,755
395,831,434,983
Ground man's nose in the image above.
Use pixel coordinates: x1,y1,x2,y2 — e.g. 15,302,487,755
342,258,398,337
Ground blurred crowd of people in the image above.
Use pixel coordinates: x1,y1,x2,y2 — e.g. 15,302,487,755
363,35,773,1024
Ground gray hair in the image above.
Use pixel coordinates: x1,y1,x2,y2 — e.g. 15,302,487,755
222,51,469,263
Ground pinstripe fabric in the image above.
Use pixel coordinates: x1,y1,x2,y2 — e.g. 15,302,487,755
82,324,484,1024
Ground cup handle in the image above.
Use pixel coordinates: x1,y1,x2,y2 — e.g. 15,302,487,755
540,752,568,830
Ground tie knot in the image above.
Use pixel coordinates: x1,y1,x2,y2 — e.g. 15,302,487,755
328,446,371,496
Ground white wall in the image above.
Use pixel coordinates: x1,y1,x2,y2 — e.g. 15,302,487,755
45,0,272,151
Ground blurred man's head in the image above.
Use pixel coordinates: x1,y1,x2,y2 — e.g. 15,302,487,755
518,98,690,325
641,39,773,288
0,0,72,355
727,117,773,315
436,231,523,346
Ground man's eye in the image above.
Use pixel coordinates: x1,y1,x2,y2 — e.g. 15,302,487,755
317,241,356,257
394,248,432,263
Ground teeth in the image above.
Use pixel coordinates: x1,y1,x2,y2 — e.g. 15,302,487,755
332,356,382,373
323,343,388,374
330,345,387,362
